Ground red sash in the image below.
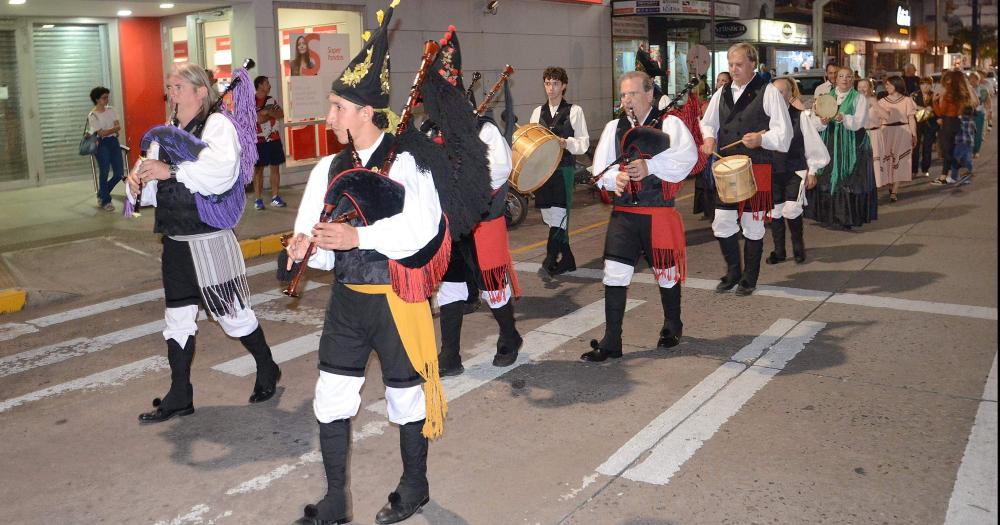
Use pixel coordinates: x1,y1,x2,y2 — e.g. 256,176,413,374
743,164,773,221
472,216,520,303
612,206,686,283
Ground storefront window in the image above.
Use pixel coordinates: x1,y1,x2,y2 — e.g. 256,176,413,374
201,20,232,91
276,7,363,166
666,41,690,96
613,38,646,113
775,50,814,75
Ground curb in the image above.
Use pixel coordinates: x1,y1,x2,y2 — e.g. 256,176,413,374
0,288,27,314
239,232,290,261
0,232,291,317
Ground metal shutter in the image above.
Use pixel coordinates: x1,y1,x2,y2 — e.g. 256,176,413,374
0,29,29,184
33,24,111,180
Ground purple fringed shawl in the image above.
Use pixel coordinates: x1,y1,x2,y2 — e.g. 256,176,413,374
135,68,259,229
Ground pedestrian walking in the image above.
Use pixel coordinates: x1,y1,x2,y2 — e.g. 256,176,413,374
876,76,917,202
87,87,124,211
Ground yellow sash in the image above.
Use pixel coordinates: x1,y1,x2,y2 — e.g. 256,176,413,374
345,284,447,439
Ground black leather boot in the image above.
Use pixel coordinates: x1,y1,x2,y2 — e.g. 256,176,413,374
490,302,523,367
139,337,195,423
296,419,352,525
552,230,577,275
788,216,806,263
716,234,742,292
766,217,787,264
736,238,764,296
375,420,429,524
240,325,281,403
437,302,465,376
542,227,560,275
582,286,626,361
657,285,683,349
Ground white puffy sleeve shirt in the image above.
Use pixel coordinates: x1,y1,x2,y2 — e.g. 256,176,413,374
592,113,698,191
529,103,591,156
478,121,513,190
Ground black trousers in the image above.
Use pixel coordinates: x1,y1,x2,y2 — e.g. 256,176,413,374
913,121,938,174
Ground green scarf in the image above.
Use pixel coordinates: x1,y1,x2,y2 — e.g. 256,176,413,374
818,89,865,194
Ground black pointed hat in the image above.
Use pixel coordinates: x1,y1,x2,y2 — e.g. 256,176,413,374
433,25,465,94
330,1,396,109
635,46,666,78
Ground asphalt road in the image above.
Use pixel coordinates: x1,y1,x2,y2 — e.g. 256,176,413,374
0,131,996,525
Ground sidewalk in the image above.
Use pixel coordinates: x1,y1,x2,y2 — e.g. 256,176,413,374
0,177,309,312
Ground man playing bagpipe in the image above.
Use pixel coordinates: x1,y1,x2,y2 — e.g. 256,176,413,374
429,26,523,376
284,4,488,523
126,62,280,424
583,70,698,362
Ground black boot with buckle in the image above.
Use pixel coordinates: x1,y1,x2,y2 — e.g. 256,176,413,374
766,217,787,264
375,420,430,524
716,234,742,292
788,216,806,263
582,285,627,361
437,302,465,376
736,238,764,296
139,337,195,424
295,418,352,525
656,285,683,349
490,302,523,367
240,325,281,403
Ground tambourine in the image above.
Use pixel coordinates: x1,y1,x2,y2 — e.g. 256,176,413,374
813,95,838,120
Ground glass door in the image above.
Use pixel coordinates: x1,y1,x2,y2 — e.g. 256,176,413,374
0,26,29,187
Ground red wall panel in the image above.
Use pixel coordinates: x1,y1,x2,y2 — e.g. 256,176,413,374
119,18,166,158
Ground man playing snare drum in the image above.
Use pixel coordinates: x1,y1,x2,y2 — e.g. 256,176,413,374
583,70,697,362
699,43,791,296
529,66,590,276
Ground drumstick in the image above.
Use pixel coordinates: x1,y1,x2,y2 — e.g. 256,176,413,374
719,129,768,152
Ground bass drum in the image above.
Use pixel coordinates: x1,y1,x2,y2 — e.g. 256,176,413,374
510,124,562,193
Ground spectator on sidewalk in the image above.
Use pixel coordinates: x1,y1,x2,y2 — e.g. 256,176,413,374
912,76,938,178
252,75,287,210
931,70,975,186
903,64,920,95
969,71,991,158
88,87,124,212
950,107,976,184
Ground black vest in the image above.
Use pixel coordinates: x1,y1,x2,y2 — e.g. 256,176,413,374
612,109,674,208
540,100,575,168
772,106,806,174
327,134,396,286
718,75,773,165
154,113,221,236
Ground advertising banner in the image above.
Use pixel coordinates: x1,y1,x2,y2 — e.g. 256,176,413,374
286,33,351,121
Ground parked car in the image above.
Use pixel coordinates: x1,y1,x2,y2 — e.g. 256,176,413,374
784,70,827,106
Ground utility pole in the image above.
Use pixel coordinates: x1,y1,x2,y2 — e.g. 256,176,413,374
710,0,716,92
972,0,979,67
812,0,832,69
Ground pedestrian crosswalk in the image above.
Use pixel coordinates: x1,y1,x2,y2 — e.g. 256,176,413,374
0,260,996,525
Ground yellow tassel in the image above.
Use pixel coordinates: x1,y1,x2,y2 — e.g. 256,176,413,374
390,0,400,8
376,9,384,26
361,30,371,42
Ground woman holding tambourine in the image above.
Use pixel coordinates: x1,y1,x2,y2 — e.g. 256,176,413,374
804,66,878,229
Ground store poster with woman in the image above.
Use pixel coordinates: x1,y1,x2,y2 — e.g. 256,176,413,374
286,32,350,120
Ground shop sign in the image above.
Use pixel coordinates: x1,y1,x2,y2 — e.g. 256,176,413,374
759,20,810,45
611,0,740,18
896,6,911,27
612,16,649,39
715,21,747,39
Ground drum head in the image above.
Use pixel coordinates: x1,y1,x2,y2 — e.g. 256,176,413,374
814,95,838,119
512,139,562,193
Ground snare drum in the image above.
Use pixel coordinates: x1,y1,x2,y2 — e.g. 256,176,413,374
510,124,562,193
813,95,838,120
712,155,756,204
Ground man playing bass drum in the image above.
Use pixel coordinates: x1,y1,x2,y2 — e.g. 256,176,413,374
582,70,698,362
529,66,590,276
